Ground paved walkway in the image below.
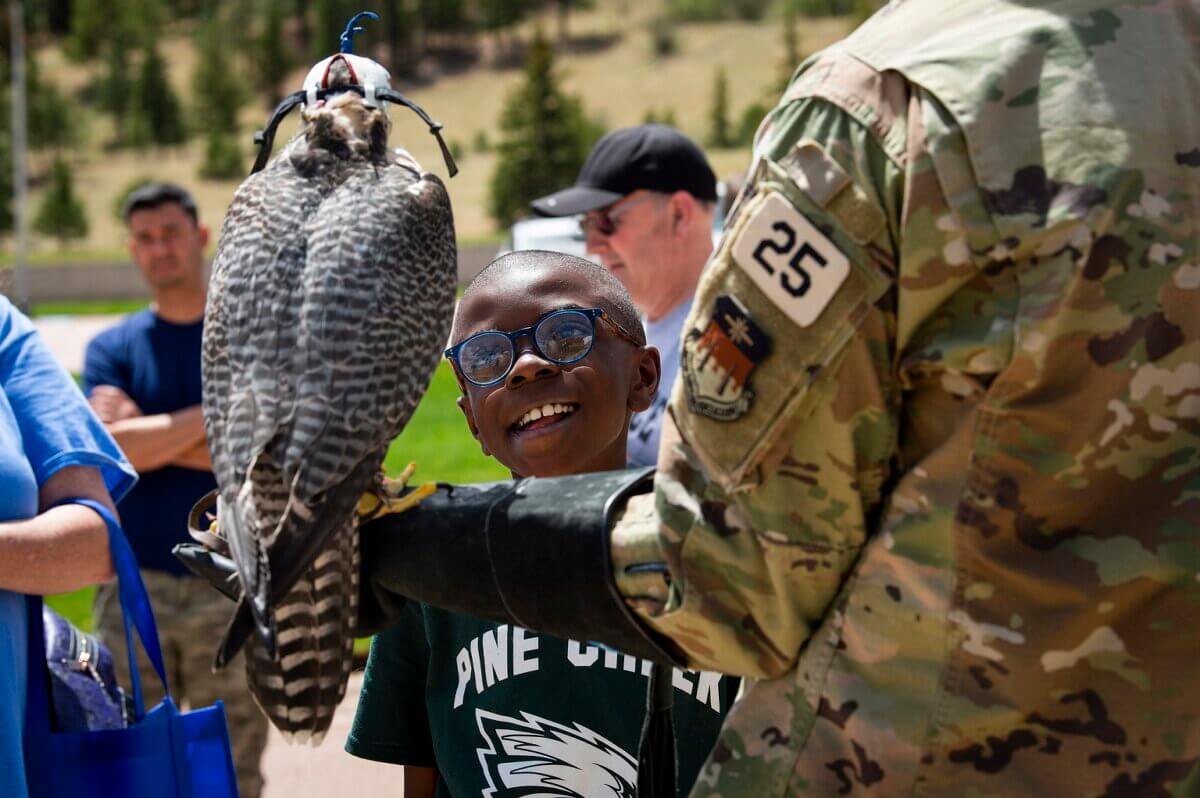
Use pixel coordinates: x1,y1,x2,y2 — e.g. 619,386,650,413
34,314,122,374
261,672,403,798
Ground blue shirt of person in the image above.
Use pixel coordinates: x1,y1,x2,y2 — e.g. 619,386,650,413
0,295,136,797
83,310,214,575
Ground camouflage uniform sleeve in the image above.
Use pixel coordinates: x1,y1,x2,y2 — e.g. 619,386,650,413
613,52,921,678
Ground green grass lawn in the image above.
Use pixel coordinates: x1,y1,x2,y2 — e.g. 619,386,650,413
31,299,150,317
384,361,509,484
46,360,508,655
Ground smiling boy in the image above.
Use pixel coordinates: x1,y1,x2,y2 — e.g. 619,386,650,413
345,250,737,798
448,250,657,477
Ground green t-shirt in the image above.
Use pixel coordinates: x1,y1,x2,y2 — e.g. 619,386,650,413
346,602,738,797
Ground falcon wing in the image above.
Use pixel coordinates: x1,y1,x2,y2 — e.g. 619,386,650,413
206,154,456,658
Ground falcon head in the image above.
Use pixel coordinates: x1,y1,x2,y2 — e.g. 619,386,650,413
301,52,394,112
250,11,457,177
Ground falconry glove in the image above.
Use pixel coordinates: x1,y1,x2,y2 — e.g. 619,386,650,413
176,467,682,665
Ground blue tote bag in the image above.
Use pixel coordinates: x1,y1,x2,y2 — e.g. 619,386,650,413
23,498,239,798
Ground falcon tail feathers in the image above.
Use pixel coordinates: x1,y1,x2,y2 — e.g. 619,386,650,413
242,522,359,744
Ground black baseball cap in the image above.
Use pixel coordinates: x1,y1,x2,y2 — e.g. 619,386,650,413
531,124,718,217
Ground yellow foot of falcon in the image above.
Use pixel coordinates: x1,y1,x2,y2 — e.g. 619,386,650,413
188,463,435,553
357,462,437,520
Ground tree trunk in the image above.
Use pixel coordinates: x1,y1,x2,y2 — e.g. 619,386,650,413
557,0,569,46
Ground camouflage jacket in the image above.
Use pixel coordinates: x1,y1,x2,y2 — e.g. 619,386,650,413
611,2,1200,795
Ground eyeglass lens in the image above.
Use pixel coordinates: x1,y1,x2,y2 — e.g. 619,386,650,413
581,211,616,236
535,310,593,362
458,310,596,385
581,194,653,237
458,331,513,385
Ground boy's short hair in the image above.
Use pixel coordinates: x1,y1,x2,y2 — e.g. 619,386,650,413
459,250,646,345
121,182,200,225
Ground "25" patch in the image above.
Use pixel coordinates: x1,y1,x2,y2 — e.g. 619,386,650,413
732,192,850,328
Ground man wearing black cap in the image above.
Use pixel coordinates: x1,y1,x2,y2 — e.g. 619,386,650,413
532,124,718,467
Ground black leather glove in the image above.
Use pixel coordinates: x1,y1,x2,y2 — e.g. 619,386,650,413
358,466,683,666
175,467,683,666
174,544,241,602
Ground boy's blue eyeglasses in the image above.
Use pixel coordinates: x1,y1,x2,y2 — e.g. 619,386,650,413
445,307,642,387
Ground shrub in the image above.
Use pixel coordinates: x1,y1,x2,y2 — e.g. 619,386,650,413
737,102,769,146
198,131,244,180
649,17,677,57
34,158,89,246
707,66,733,148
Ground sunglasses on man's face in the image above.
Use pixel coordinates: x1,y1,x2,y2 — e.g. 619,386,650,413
578,193,658,237
445,307,642,387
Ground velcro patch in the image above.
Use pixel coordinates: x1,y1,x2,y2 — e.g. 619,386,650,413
731,192,850,327
682,295,771,422
779,141,850,207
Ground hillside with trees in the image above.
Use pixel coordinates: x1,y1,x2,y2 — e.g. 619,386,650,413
1,0,863,257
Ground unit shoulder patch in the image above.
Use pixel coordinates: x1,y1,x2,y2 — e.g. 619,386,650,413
731,191,851,328
682,295,772,422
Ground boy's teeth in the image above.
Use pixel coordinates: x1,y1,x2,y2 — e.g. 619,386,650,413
518,403,576,429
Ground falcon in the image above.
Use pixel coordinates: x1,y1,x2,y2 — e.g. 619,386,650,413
201,13,457,743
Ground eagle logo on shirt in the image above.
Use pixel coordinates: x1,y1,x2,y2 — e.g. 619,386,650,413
476,709,637,797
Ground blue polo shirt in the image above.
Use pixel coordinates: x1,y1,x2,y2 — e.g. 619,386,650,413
83,310,215,575
0,295,135,797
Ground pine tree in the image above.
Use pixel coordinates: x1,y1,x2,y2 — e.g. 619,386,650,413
198,130,243,180
129,40,187,145
255,0,292,108
67,0,111,60
194,12,244,131
488,30,599,228
313,0,357,59
34,157,89,246
0,88,13,233
777,8,801,92
123,0,164,50
707,66,732,148
379,0,418,79
26,55,74,150
193,11,244,177
44,0,73,35
292,0,312,55
97,23,134,117
419,0,469,33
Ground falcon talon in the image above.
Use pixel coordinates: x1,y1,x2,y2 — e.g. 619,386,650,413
358,464,435,520
392,461,418,486
373,481,438,519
